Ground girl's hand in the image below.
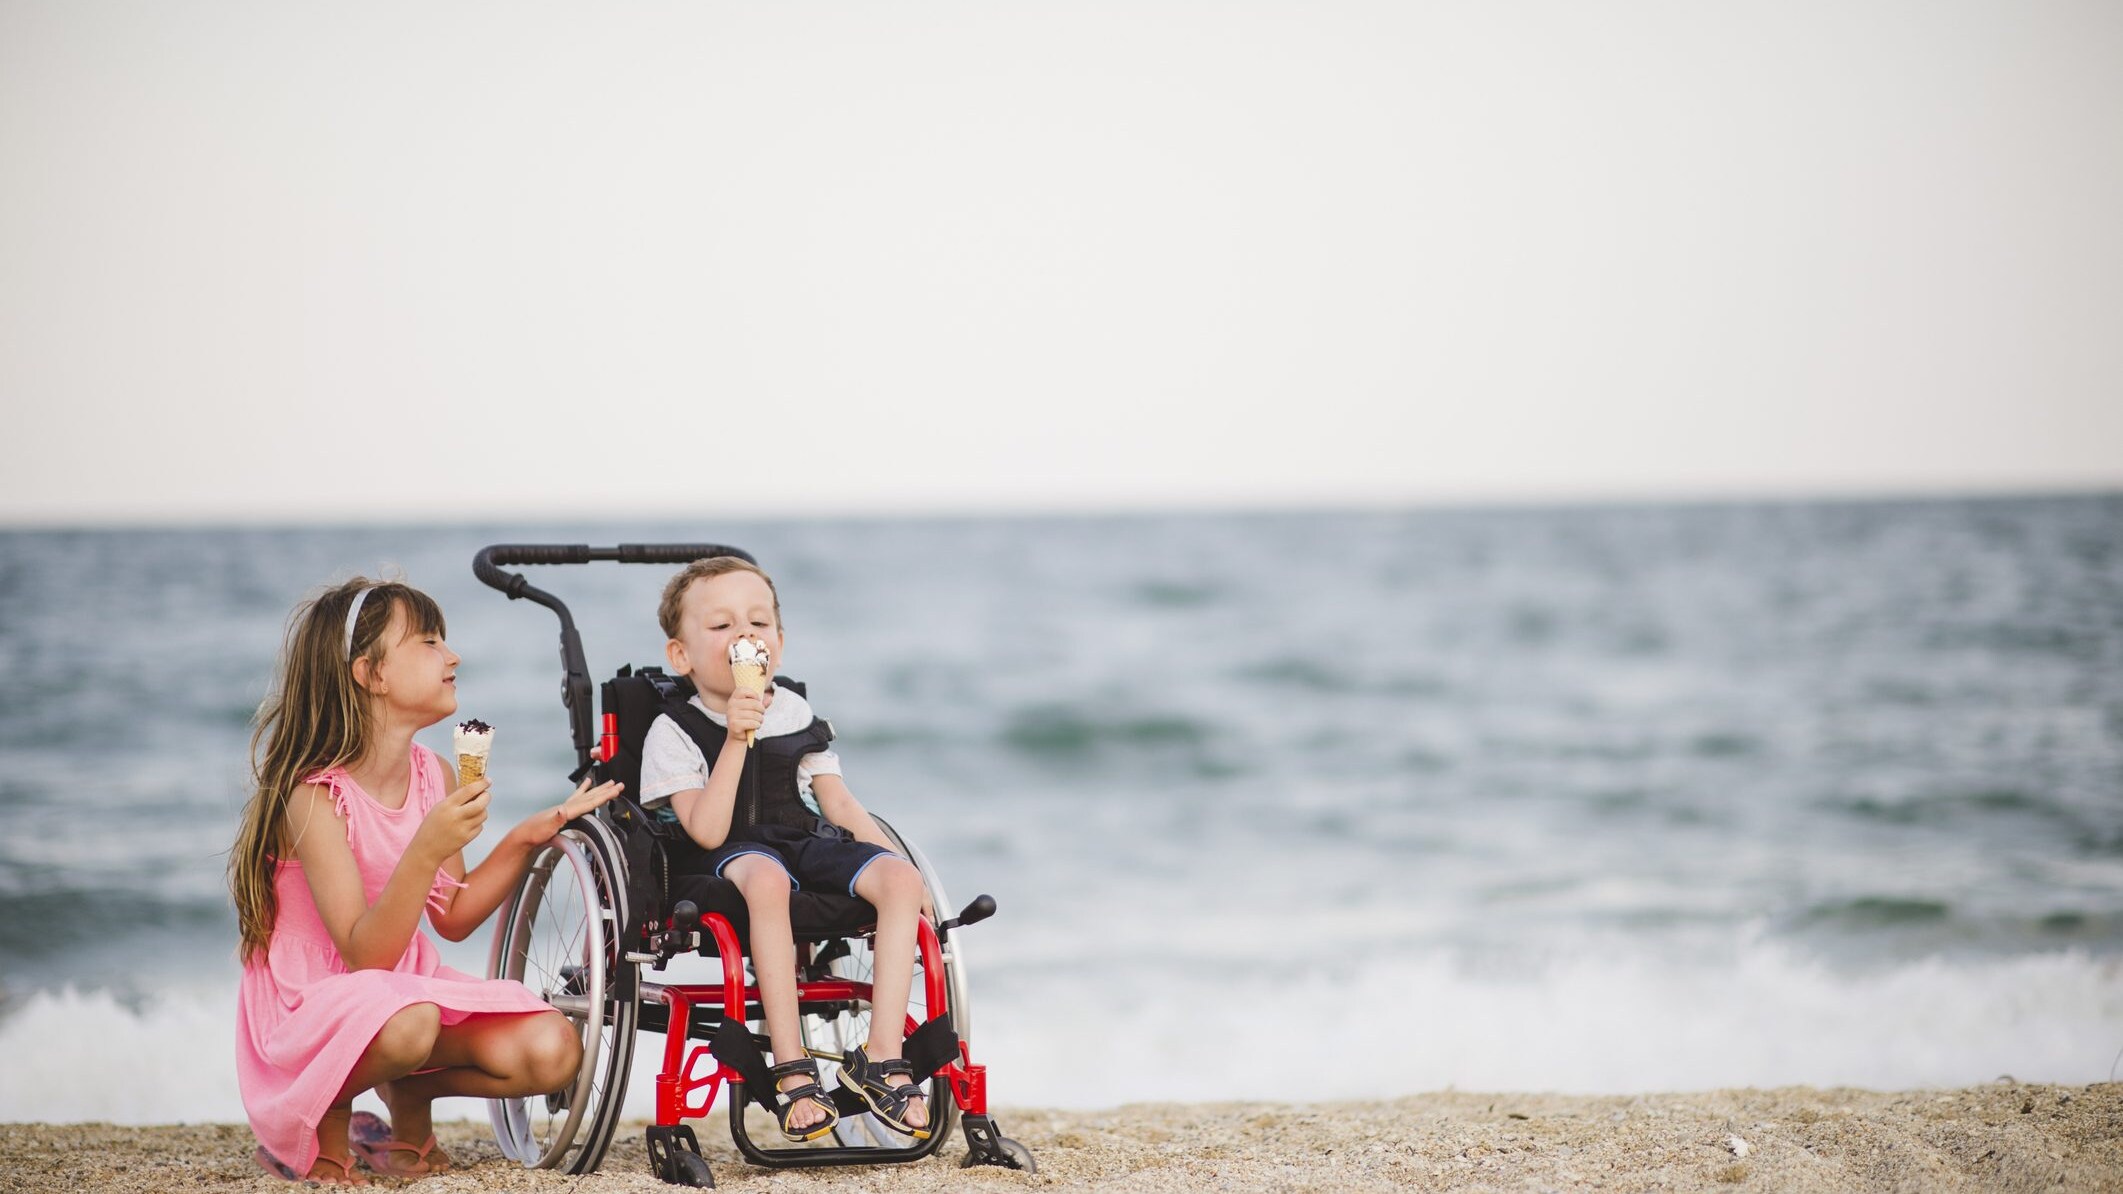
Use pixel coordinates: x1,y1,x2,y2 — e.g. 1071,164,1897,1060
416,778,491,860
516,778,625,846
724,689,767,744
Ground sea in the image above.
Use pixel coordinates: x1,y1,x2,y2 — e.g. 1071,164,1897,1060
2,494,2119,1124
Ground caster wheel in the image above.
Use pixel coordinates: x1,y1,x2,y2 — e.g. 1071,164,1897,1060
669,1150,715,1186
961,1135,1036,1173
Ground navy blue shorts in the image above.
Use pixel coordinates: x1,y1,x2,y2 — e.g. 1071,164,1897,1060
676,821,896,898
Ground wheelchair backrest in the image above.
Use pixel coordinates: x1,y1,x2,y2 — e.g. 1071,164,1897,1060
600,665,694,803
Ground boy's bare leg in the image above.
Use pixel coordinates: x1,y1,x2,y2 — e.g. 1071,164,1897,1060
725,854,827,1132
853,855,930,1129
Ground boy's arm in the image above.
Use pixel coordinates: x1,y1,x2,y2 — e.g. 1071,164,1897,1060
661,689,768,849
670,732,751,849
811,773,892,851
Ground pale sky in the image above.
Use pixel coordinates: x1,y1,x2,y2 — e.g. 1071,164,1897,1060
3,1,2119,525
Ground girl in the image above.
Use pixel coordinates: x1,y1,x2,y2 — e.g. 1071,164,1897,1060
230,578,623,1184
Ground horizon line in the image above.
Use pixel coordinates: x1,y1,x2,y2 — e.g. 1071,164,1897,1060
2,480,2117,535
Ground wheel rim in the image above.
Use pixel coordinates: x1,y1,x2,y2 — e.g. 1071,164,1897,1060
488,830,627,1170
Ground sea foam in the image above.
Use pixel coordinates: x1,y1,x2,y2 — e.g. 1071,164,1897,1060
4,944,2117,1125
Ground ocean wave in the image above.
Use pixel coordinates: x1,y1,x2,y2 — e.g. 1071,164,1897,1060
1823,788,2095,833
1798,896,1954,927
0,887,228,961
4,945,2118,1124
999,705,1213,760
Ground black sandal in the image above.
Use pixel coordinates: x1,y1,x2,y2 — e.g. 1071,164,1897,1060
768,1058,840,1142
835,1045,932,1140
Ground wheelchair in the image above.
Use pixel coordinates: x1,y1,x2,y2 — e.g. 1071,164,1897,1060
469,543,1034,1186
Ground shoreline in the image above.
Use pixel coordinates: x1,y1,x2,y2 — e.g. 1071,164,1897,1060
3,1083,2116,1192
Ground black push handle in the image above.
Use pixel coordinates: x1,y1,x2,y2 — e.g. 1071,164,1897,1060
475,543,755,597
472,542,758,780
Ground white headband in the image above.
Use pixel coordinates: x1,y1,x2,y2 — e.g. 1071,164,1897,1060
343,586,375,660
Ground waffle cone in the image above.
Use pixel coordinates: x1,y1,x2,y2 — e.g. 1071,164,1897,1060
457,753,486,782
731,662,768,746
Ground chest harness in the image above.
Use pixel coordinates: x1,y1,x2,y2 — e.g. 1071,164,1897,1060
642,670,839,840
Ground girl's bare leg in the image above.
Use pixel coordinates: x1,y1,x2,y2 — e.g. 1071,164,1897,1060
853,855,930,1129
306,1103,368,1185
374,1008,582,1167
723,854,826,1131
313,1003,442,1181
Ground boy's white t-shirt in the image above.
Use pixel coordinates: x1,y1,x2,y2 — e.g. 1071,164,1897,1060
637,684,841,815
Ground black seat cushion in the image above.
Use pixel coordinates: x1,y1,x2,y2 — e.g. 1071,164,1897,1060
667,873,879,945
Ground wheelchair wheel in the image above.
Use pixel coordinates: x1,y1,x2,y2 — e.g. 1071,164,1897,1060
800,815,964,1150
488,819,638,1173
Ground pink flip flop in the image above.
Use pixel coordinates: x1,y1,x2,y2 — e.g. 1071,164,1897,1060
347,1112,451,1176
253,1145,366,1185
347,1111,391,1154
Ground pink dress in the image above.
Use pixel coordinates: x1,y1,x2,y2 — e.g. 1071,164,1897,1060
234,744,552,1173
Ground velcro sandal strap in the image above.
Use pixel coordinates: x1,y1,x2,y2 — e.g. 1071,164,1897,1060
769,1058,822,1081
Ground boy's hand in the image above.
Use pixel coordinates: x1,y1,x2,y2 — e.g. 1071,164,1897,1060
725,688,767,744
417,778,490,859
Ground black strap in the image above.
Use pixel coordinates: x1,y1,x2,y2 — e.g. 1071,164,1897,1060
709,1019,779,1110
659,694,835,834
901,1014,961,1084
661,696,731,757
829,1085,871,1117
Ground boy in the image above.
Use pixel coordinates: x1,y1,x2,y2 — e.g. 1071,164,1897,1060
638,556,933,1140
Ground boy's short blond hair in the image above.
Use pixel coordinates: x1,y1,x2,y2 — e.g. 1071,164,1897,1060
658,556,782,639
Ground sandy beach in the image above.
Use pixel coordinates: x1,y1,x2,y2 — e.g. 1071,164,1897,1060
2,1083,2115,1193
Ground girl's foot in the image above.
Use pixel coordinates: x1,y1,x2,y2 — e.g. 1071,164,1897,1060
368,1086,458,1175
253,1145,369,1186
349,1112,453,1176
353,1135,452,1177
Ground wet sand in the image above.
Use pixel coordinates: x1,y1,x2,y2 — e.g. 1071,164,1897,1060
3,1083,2116,1192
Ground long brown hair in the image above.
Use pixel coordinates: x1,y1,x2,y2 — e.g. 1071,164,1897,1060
229,577,446,962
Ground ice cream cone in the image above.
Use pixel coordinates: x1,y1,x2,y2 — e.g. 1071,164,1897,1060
454,720,494,782
728,637,771,747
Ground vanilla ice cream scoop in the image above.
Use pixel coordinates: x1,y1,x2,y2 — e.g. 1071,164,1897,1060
453,719,494,782
728,637,771,747
728,637,772,669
